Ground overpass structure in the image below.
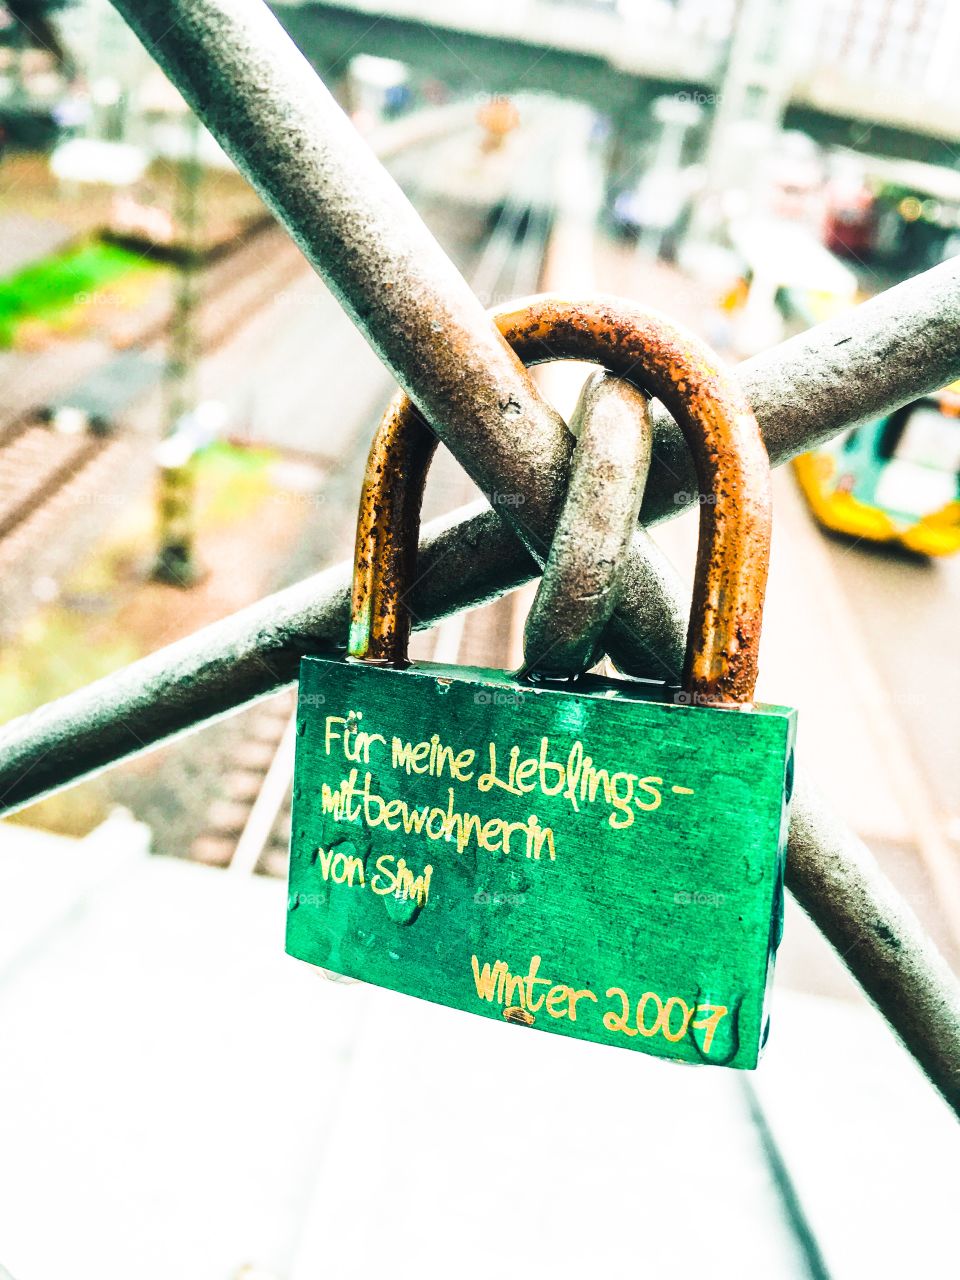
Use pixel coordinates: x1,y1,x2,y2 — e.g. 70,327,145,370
271,0,960,169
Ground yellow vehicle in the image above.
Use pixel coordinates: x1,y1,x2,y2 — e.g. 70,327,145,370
721,219,960,555
793,385,960,556
723,216,860,356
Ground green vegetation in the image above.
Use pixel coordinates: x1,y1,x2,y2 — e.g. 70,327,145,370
194,441,280,522
0,240,149,346
0,610,140,725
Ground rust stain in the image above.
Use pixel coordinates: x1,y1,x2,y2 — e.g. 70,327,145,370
503,1006,536,1026
348,294,771,705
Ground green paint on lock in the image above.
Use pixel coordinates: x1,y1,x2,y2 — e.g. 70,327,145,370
286,656,796,1070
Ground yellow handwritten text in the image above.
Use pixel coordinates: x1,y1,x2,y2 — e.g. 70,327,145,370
370,853,434,905
478,737,670,829
316,844,365,887
470,953,597,1023
315,713,696,861
314,847,434,906
324,713,385,764
391,734,476,782
470,952,729,1053
320,769,556,860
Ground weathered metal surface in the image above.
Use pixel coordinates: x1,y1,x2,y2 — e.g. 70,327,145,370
349,390,436,668
329,307,789,1057
0,1,952,1109
109,0,572,572
522,371,651,678
105,2,960,640
351,295,772,703
2,263,960,1106
350,367,653,681
288,657,796,1068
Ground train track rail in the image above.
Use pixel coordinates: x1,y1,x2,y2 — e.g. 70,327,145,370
191,154,559,878
0,424,103,542
0,225,310,560
0,110,495,570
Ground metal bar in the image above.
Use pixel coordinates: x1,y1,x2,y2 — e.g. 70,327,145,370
104,0,960,681
4,305,960,1109
108,0,572,564
522,370,651,679
351,295,775,703
788,778,960,1113
3,0,953,1109
4,260,958,812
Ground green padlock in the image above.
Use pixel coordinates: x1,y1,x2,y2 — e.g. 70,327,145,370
287,296,796,1070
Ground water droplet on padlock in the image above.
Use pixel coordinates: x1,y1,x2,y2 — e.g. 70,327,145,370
383,889,423,926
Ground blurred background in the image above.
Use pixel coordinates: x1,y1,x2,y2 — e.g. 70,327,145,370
0,1,958,1276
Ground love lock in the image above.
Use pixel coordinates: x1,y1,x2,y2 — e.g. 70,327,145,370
287,296,796,1070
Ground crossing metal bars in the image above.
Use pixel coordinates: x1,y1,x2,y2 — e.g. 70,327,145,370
0,0,958,1111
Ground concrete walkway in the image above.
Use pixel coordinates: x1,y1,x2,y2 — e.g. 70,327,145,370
0,828,955,1279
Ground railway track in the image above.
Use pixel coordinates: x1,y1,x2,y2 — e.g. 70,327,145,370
0,113,495,568
190,690,297,873
0,424,103,542
191,141,560,879
124,222,311,356
0,225,310,560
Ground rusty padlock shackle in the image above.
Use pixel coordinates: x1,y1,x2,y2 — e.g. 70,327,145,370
349,294,772,705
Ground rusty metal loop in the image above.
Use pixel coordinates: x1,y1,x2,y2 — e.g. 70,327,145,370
349,293,772,704
521,370,652,679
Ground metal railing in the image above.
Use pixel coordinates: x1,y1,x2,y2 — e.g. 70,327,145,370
1,0,959,1114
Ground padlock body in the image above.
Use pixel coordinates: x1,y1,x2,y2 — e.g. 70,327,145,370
287,657,796,1069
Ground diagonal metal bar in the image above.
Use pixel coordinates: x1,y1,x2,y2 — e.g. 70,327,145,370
103,0,960,683
4,259,958,806
3,0,956,1109
109,0,572,562
3,449,960,1114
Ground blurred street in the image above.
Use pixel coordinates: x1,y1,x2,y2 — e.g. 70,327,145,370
0,1,959,1277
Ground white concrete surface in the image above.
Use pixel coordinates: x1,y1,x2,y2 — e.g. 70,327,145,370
0,843,365,1280
756,988,960,1279
0,835,955,1279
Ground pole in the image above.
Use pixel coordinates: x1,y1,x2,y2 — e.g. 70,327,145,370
153,109,203,585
